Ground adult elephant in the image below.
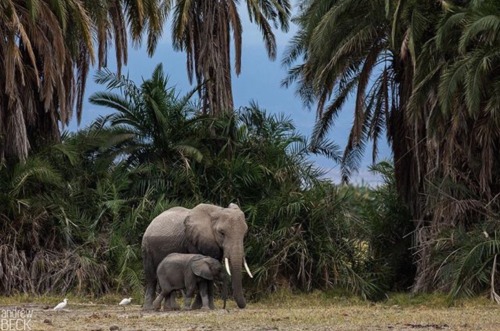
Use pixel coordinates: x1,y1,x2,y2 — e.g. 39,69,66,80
141,203,253,310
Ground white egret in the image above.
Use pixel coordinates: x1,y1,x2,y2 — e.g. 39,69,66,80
119,297,132,310
53,298,68,311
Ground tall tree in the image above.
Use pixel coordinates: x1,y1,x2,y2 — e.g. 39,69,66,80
0,0,92,163
282,0,438,200
406,0,500,292
0,0,167,164
169,0,291,115
282,0,439,291
284,0,500,294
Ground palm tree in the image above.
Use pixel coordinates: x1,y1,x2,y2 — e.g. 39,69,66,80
0,0,93,164
168,0,292,115
282,0,435,194
411,0,500,193
285,0,500,295
281,0,441,291
405,0,500,292
89,63,205,196
0,0,168,165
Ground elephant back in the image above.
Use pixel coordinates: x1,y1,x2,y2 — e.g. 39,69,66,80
142,207,191,265
143,207,190,238
158,253,198,270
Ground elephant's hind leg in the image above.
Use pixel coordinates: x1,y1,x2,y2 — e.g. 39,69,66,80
168,291,180,310
142,248,157,310
185,285,197,310
152,292,165,311
190,293,203,310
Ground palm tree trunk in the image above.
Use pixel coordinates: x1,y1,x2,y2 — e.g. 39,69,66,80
1,98,30,165
197,1,234,116
28,100,61,154
390,57,436,293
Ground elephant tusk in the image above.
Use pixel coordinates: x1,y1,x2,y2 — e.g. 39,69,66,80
244,259,253,278
224,257,231,276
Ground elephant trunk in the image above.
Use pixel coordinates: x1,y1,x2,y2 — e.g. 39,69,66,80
227,250,246,309
221,276,229,309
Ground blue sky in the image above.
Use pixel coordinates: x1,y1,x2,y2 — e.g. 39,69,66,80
69,4,391,186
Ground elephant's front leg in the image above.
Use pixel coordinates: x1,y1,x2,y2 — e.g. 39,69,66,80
198,281,211,310
207,281,215,309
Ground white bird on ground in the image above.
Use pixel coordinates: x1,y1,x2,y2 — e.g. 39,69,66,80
53,298,68,311
119,297,132,310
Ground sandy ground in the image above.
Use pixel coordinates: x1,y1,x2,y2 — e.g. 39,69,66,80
1,300,500,331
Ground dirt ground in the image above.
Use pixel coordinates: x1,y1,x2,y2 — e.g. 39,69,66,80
2,298,500,331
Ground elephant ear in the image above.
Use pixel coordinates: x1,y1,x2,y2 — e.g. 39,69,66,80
184,205,221,258
191,257,214,280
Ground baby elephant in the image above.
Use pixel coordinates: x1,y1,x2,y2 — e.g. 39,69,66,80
153,253,227,310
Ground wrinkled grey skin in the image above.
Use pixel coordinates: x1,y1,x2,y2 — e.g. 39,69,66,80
152,253,227,310
142,203,249,310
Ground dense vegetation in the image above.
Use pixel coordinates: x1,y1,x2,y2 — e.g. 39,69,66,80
283,0,500,298
0,63,405,300
1,0,500,304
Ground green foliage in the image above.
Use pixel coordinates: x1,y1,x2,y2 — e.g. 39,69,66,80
0,120,177,296
90,64,203,171
285,0,500,297
432,224,500,301
245,180,387,301
0,65,413,302
2,0,500,307
357,162,415,292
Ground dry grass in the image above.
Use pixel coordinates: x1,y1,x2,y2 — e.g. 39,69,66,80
1,291,499,330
